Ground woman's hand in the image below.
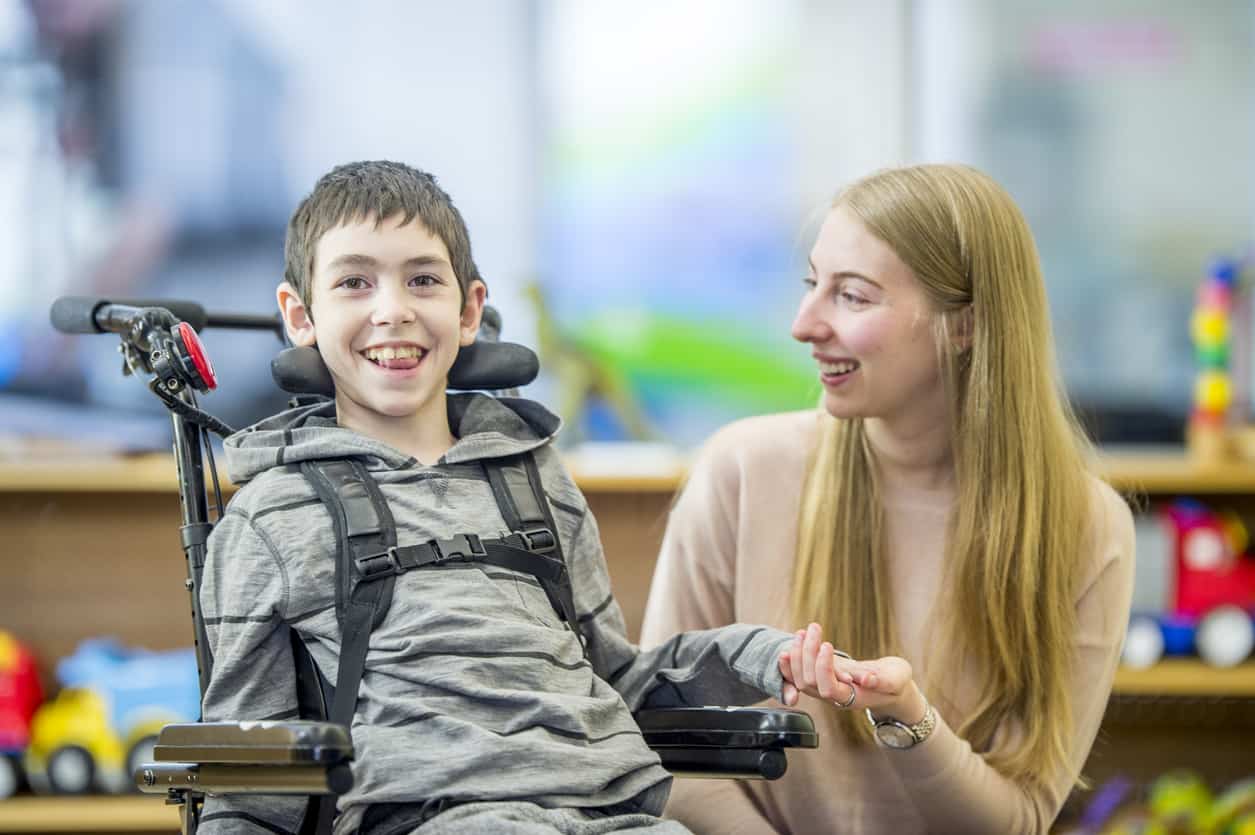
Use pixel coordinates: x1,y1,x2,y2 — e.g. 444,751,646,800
778,623,927,724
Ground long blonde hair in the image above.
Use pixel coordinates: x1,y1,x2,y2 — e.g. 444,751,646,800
792,164,1096,786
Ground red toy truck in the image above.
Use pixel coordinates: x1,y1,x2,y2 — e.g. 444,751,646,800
0,631,44,799
1125,500,1255,669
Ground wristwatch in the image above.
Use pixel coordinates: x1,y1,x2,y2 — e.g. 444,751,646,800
866,701,936,750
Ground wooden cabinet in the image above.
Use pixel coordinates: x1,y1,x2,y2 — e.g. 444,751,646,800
1,447,1253,830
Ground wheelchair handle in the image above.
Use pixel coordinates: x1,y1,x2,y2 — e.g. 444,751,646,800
51,296,208,334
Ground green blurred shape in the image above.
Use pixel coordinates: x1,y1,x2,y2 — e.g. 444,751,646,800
1196,342,1230,368
572,312,816,412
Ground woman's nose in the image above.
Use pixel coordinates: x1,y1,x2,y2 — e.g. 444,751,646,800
791,293,832,344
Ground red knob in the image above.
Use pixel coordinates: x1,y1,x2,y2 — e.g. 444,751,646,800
176,321,217,391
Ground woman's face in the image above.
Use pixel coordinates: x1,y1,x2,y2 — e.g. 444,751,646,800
792,206,947,428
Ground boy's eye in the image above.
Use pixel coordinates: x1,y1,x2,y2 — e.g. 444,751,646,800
338,276,369,290
801,276,817,291
410,274,441,288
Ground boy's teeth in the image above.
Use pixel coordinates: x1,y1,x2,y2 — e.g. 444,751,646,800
365,346,423,361
820,360,858,375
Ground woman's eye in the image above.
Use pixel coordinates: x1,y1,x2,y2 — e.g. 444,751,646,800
840,291,869,307
801,276,817,291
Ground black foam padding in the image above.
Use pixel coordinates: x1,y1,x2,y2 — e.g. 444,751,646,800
270,347,335,397
271,341,539,397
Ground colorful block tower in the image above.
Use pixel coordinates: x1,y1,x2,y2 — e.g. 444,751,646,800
1188,255,1251,462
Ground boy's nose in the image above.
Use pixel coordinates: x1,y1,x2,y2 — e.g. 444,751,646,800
372,285,417,326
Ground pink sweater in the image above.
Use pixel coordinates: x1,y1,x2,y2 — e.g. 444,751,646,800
641,410,1135,835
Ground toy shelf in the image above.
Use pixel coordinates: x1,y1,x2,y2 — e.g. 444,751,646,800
0,452,691,494
1,445,1252,494
1114,659,1255,696
0,453,195,494
1098,447,1255,494
0,796,178,833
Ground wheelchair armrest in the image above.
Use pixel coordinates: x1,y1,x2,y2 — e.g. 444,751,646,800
135,720,354,796
635,707,817,781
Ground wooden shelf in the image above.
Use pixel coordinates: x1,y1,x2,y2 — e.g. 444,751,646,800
0,455,190,494
565,471,684,493
1098,447,1255,494
0,796,178,832
1113,659,1255,696
0,453,690,495
6,445,1254,496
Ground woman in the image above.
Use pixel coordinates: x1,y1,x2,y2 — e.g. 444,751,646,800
641,164,1134,834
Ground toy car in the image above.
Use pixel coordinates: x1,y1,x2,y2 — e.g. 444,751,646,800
24,639,199,794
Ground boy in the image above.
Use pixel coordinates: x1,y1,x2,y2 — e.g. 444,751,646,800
199,161,801,834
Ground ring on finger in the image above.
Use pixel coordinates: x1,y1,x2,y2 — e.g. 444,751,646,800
830,649,856,708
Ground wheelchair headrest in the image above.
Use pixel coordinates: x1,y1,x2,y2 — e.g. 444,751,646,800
271,341,540,397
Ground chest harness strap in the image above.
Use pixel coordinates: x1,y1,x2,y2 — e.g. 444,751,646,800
299,454,583,733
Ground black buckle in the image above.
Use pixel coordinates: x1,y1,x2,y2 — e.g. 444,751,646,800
520,528,556,555
355,547,400,581
432,533,486,564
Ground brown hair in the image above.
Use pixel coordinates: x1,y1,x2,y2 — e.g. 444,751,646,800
284,160,482,304
792,164,1096,787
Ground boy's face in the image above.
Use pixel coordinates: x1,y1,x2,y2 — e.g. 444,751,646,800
278,214,484,433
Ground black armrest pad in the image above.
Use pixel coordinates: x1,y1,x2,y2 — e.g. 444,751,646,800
153,721,353,766
635,707,817,750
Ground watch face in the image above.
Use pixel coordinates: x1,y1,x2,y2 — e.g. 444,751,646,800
875,721,917,750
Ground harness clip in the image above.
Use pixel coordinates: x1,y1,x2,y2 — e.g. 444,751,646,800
355,547,401,581
432,533,486,564
520,528,556,555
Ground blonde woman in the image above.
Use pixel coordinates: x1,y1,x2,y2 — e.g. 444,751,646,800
641,164,1135,834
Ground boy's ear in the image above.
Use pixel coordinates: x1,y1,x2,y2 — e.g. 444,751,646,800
277,282,317,347
459,280,487,346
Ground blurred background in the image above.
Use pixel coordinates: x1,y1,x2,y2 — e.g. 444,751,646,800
1,0,1252,451
3,2,1255,825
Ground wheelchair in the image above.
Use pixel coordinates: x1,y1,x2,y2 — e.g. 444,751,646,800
49,296,818,834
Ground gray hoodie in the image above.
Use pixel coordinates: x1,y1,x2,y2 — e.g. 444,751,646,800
198,393,793,834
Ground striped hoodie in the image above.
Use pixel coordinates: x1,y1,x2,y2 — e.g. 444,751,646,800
198,393,794,834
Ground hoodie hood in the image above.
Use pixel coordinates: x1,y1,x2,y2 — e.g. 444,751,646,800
223,393,562,485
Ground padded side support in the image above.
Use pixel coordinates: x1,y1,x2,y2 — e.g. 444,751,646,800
271,340,539,397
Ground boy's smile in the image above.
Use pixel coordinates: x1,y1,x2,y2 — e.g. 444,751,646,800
278,213,485,462
362,342,426,369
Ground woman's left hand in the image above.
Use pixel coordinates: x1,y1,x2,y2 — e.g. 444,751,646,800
779,622,925,723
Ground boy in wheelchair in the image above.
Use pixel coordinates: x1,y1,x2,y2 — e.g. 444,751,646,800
198,160,813,834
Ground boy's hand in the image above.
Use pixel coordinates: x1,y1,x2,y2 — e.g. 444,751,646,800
778,623,925,724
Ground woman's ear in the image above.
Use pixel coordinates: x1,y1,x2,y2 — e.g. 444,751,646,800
459,280,487,346
277,282,317,347
950,305,974,352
